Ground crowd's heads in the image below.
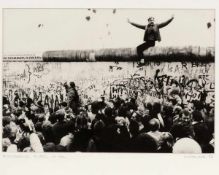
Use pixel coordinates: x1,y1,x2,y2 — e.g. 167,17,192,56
93,120,105,134
3,104,10,116
172,138,202,153
170,122,194,140
91,101,100,114
115,116,127,127
55,109,65,122
193,122,212,145
149,118,160,131
152,102,161,115
180,109,192,123
135,133,158,152
192,110,203,122
2,138,11,152
3,125,12,138
173,106,182,115
129,120,139,137
60,134,73,147
60,102,68,109
104,107,113,118
70,81,76,88
161,132,174,145
30,104,40,114
162,103,174,117
113,97,125,109
1,83,214,153
75,111,89,130
136,106,145,117
118,105,128,117
3,116,11,127
17,136,30,151
131,111,143,123
192,100,204,111
160,132,174,152
19,122,32,133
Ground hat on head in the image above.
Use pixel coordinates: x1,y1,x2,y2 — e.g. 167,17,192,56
148,17,155,21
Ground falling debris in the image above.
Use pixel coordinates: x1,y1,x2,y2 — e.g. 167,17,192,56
38,24,44,28
207,22,212,29
85,16,91,21
113,9,116,14
92,9,97,13
117,67,122,70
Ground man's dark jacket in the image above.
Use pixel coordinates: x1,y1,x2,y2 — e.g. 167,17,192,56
130,17,174,42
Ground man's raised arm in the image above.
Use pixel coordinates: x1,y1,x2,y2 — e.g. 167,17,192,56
127,18,146,30
158,15,174,28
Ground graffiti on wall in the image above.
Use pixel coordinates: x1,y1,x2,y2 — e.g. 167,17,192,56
109,61,214,106
3,61,214,108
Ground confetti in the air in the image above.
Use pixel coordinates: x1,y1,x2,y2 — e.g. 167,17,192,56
38,24,44,28
207,22,212,29
86,16,91,21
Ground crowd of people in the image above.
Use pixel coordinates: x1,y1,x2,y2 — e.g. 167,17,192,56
2,81,214,153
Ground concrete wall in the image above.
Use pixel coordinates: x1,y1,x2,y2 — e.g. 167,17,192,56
3,61,214,107
42,47,215,62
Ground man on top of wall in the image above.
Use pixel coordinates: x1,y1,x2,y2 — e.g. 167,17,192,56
127,15,174,65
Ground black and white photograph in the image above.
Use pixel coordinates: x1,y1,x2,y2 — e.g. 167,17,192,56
2,9,215,153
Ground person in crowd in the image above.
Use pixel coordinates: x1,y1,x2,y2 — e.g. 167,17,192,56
52,109,73,144
64,81,80,114
2,81,214,153
69,111,92,152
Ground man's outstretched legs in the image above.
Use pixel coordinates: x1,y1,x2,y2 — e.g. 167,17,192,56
136,41,155,65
